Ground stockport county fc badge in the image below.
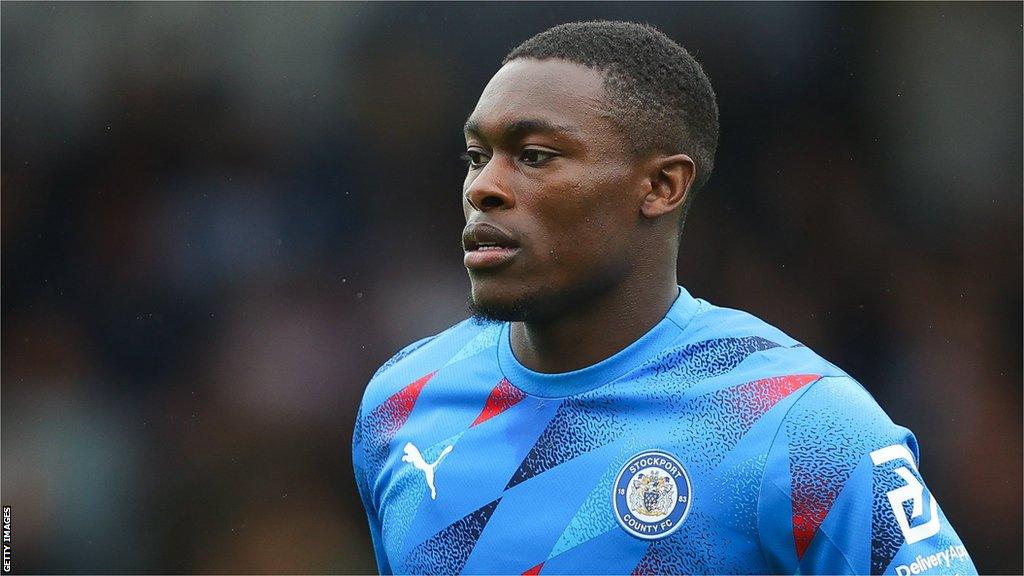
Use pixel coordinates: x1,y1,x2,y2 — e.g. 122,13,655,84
612,450,692,540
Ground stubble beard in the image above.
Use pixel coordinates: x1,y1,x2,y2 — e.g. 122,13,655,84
467,277,613,325
468,291,550,324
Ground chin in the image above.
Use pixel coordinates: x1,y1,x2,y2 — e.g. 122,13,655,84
470,275,596,324
469,295,538,323
468,280,551,323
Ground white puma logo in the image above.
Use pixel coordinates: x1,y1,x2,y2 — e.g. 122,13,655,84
402,442,453,500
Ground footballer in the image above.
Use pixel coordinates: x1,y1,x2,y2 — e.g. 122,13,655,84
353,21,976,575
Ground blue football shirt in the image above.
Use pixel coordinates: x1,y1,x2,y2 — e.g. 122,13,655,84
352,287,976,575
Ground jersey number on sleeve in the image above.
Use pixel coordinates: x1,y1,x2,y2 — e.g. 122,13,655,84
870,444,941,544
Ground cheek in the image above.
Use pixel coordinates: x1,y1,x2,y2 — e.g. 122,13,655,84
534,178,636,262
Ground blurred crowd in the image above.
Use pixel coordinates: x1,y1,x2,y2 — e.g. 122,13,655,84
2,3,1020,573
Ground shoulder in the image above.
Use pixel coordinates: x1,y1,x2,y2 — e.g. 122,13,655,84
681,296,806,349
757,374,918,523
778,374,913,455
681,297,908,448
662,295,915,462
655,295,851,390
358,317,503,410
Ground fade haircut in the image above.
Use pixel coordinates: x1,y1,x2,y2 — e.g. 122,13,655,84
504,21,720,221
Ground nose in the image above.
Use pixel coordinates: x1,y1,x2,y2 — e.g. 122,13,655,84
464,162,514,212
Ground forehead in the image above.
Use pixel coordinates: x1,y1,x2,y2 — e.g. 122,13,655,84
466,58,618,138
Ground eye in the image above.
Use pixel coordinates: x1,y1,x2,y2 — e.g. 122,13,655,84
519,148,558,165
460,149,490,169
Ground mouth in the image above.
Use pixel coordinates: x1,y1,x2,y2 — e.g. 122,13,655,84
463,223,521,270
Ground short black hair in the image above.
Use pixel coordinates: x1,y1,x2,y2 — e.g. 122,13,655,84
504,20,719,215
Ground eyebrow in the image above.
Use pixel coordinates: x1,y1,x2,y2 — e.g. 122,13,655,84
463,117,580,140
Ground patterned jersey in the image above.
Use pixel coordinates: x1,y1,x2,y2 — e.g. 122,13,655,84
352,287,976,575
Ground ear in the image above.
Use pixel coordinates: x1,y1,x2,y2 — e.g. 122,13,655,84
640,154,696,219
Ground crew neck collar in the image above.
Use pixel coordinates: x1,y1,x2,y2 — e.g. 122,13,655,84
497,286,699,398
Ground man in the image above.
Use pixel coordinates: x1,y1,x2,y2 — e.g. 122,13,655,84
353,21,976,575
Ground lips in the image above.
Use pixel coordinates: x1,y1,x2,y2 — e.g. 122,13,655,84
463,222,520,270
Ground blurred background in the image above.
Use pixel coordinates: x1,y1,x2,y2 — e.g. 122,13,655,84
2,2,1021,573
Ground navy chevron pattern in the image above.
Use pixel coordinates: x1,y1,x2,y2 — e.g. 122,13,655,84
505,337,780,490
403,498,502,574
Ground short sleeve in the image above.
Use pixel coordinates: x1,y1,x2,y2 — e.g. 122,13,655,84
352,334,443,574
756,376,977,575
353,403,391,574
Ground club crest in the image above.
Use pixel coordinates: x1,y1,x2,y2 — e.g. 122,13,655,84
612,450,691,540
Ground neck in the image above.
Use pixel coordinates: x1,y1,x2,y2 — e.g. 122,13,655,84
509,269,679,374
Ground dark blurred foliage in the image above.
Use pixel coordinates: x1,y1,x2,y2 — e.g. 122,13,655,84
1,2,1020,574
